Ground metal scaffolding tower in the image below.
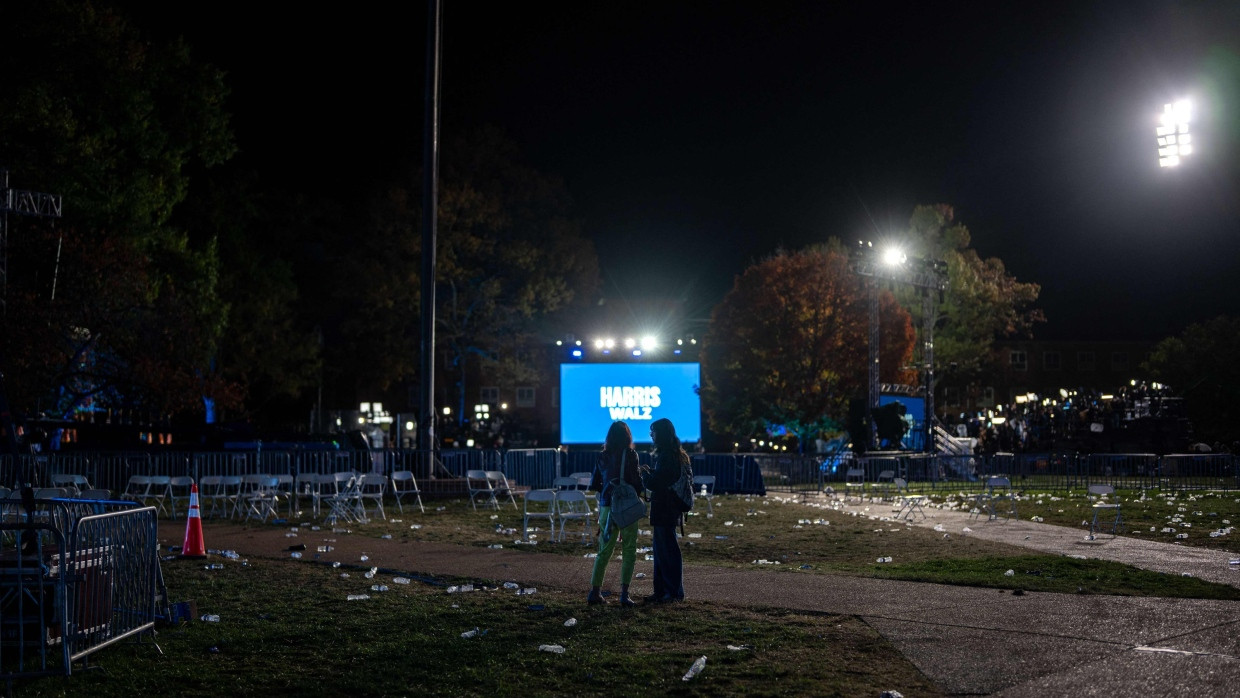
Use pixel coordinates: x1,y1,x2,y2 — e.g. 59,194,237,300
0,169,63,315
849,243,949,452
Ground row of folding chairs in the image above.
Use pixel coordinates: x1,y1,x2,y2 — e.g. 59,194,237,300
522,489,595,543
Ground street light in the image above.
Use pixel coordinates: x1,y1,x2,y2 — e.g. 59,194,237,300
1157,99,1193,167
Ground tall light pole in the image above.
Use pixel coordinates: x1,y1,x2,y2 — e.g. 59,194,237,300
850,242,948,453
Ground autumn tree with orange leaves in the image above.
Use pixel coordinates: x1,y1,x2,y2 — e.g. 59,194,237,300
700,245,915,448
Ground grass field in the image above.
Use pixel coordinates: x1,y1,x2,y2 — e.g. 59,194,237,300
19,559,942,697
265,491,1240,599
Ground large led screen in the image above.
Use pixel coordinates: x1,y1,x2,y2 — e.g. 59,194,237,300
560,363,701,444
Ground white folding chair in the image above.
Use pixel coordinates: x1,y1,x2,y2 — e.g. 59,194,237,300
168,476,195,518
237,474,269,519
982,476,1018,521
844,468,867,502
551,476,579,491
144,475,172,515
1089,484,1123,536
122,475,152,504
358,473,388,521
323,475,364,524
51,474,90,496
274,474,295,517
485,471,517,510
76,488,112,500
522,489,557,542
293,472,319,516
391,470,424,514
692,475,716,515
555,489,594,543
892,478,927,522
875,469,896,501
243,476,282,523
466,469,497,510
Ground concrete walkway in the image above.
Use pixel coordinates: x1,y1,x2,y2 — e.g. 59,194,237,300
178,503,1240,697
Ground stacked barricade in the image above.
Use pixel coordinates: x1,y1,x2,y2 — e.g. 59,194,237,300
0,496,159,682
499,449,561,490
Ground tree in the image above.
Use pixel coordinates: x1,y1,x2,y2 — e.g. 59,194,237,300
900,204,1044,387
700,246,915,448
0,1,238,419
330,127,600,417
1143,316,1240,446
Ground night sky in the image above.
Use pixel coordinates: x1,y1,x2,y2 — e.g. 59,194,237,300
122,1,1240,341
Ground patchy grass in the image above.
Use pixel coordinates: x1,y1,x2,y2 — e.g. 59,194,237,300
18,558,942,697
919,487,1240,553
198,490,1240,600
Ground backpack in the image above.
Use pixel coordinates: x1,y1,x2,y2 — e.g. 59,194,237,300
671,461,694,513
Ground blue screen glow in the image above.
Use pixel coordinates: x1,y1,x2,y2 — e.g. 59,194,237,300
560,363,701,444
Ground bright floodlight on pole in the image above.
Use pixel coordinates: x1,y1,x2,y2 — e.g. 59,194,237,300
881,246,906,267
1157,99,1193,167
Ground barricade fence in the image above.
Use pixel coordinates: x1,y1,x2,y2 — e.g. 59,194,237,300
0,498,158,681
4,450,1235,499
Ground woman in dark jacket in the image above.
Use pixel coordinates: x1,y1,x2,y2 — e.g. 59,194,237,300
643,417,687,602
587,421,645,606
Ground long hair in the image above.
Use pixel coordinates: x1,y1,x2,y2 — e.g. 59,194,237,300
651,418,689,464
603,421,633,453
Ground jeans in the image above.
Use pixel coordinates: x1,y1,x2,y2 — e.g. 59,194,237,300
591,505,640,587
651,524,684,600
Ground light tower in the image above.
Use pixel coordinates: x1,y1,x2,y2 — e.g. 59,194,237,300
850,241,949,452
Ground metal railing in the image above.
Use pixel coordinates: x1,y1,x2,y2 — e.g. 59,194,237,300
0,497,159,681
7,449,1234,502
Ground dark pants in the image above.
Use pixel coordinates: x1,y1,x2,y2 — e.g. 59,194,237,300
651,524,684,600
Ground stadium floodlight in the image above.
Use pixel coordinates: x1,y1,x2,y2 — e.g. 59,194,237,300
593,338,605,349
641,335,657,350
624,337,636,349
881,246,906,266
604,338,616,349
1157,99,1193,167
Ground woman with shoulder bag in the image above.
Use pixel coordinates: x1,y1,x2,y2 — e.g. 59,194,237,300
587,421,646,606
643,417,688,603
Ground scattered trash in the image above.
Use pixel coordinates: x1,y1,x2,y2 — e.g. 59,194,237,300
635,572,647,579
371,584,389,592
461,627,480,639
1004,569,1015,577
488,544,504,549
726,645,752,651
200,614,220,622
381,534,393,540
346,595,370,601
682,655,707,681
962,527,972,533
332,562,341,568
393,577,411,585
204,563,224,570
933,524,945,532
317,546,333,553
583,552,598,558
879,692,905,698
340,573,350,578
517,588,537,595
365,567,379,579
1229,559,1240,566
539,644,566,654
410,524,422,530
876,557,892,564
360,555,370,562
687,533,702,539
715,535,729,540
503,582,520,589
289,552,302,559
564,618,577,627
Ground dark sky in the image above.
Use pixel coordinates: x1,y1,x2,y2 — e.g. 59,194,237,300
123,1,1240,341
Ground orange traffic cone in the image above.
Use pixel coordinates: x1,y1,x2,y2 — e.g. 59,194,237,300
180,483,207,558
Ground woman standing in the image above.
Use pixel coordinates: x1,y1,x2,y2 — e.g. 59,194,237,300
587,421,645,606
644,417,688,602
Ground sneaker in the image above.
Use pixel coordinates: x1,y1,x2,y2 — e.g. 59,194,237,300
587,590,606,605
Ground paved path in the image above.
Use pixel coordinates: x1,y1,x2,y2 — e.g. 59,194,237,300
825,495,1240,588
173,503,1240,697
